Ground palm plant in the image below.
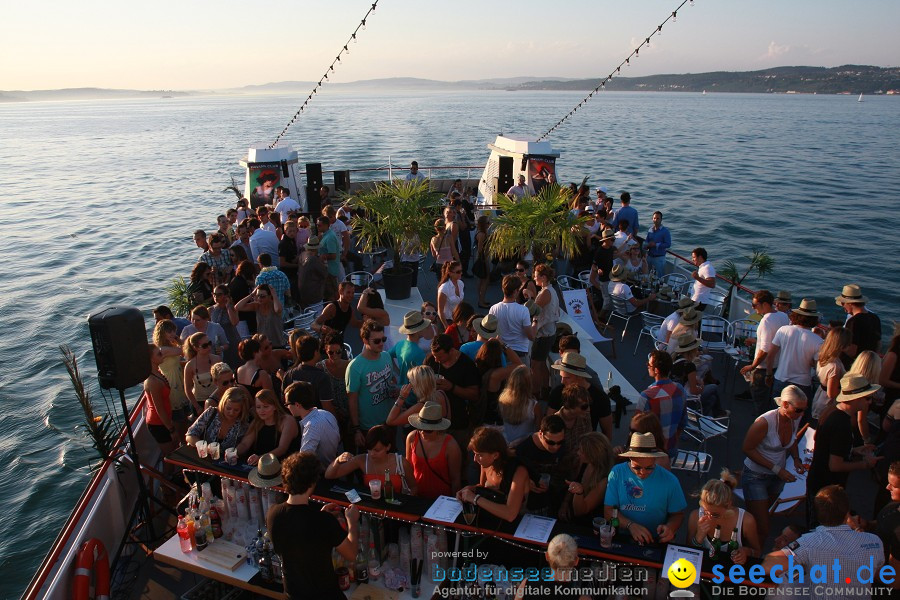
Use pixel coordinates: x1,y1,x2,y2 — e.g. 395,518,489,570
719,248,775,318
61,345,120,470
345,179,444,272
488,184,589,264
165,276,193,316
222,175,243,202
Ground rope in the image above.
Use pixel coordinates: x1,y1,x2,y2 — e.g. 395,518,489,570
537,0,693,142
269,1,380,149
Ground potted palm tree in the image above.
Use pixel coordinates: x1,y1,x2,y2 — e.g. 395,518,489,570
346,178,443,299
488,184,588,269
719,248,775,318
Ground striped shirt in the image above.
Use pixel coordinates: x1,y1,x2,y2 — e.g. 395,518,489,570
636,379,687,453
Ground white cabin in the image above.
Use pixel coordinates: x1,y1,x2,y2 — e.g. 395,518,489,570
477,135,561,204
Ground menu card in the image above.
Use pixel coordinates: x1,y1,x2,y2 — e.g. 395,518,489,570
423,495,463,524
513,514,556,544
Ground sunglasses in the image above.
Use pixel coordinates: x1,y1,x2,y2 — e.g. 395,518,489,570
630,463,656,472
423,311,436,316
369,337,386,345
787,404,806,413
199,341,212,349
515,268,526,273
221,378,235,386
541,434,564,446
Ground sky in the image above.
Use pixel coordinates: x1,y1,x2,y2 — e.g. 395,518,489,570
2,0,898,91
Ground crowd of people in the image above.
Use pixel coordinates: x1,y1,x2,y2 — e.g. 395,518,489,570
140,175,900,599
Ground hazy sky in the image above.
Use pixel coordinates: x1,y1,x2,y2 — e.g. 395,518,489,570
3,0,898,90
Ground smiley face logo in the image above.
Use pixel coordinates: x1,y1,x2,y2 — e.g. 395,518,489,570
668,558,696,589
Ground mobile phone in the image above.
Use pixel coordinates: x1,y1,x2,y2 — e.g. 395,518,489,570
345,489,362,504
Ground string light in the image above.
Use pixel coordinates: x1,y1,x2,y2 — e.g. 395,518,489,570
537,0,692,142
269,0,380,148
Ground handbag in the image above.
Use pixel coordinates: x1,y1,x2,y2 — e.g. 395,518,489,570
472,254,488,279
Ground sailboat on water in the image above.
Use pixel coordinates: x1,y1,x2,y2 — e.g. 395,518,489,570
858,93,864,102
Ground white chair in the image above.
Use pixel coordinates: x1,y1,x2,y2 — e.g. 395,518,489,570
725,318,758,368
345,271,374,295
649,326,668,351
578,270,592,289
294,307,319,332
705,289,728,316
343,342,354,360
634,312,665,355
556,275,582,291
671,450,712,476
659,273,689,295
683,408,729,451
605,295,639,340
699,315,730,355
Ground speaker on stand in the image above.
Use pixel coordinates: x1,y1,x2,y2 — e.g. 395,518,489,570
306,162,324,217
498,156,514,196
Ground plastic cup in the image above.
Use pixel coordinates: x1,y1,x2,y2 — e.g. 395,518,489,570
592,517,607,536
225,447,238,465
599,524,614,548
463,501,477,525
208,442,220,461
196,440,208,459
539,473,551,488
369,478,382,500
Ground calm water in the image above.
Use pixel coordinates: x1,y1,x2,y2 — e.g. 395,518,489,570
0,90,898,596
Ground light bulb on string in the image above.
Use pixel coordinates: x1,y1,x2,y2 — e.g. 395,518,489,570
646,37,651,47
657,25,662,34
626,58,630,67
351,33,357,43
689,0,694,5
634,48,639,57
361,19,366,30
672,11,677,22
344,45,349,54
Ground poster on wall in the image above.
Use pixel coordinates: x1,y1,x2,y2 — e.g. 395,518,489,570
528,156,557,194
248,163,281,208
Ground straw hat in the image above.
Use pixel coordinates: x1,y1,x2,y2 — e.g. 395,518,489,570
676,296,698,313
679,308,702,326
674,333,701,354
525,299,542,318
619,432,668,459
791,298,818,317
835,284,868,306
599,229,616,243
248,453,283,488
398,310,432,335
472,314,500,339
774,384,807,408
305,235,321,250
610,264,628,282
551,352,591,379
836,374,882,403
775,291,792,304
408,401,451,431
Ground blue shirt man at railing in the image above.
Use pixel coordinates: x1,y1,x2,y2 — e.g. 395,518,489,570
645,210,671,276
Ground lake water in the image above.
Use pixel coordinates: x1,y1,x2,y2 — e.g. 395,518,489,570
0,90,897,597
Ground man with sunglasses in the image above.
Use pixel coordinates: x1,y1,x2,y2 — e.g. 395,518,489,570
346,320,399,451
604,432,686,545
512,415,568,516
634,350,687,459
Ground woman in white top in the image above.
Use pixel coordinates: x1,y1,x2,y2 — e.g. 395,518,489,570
740,385,806,545
436,260,464,329
615,242,649,277
811,327,851,422
687,469,760,565
531,263,561,399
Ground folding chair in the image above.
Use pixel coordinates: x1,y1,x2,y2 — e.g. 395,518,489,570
659,273,689,295
605,295,640,341
294,307,319,332
699,315,730,356
634,312,665,355
681,407,730,482
705,289,728,316
345,271,374,296
556,275,583,291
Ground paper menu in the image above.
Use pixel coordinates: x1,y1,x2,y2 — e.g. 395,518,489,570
661,544,703,585
423,495,463,524
513,514,556,544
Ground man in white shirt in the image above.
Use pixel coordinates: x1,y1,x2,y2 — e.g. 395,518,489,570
506,175,530,200
257,206,277,233
248,218,280,267
740,290,792,413
766,298,824,400
405,161,426,182
285,382,341,470
489,275,537,358
607,264,655,315
273,186,300,222
656,297,698,345
690,247,716,310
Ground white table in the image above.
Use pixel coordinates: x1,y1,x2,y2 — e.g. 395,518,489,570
378,288,425,347
558,311,640,402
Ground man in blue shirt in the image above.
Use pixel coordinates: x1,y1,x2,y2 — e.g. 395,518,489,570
612,192,639,237
645,210,671,276
604,432,686,544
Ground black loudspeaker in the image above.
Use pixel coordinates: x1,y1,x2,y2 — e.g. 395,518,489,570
334,170,350,193
280,160,290,178
88,307,150,390
306,162,323,216
498,156,514,193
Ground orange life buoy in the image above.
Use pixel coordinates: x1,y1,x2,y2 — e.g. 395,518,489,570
72,538,110,600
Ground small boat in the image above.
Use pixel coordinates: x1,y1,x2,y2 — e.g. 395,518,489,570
858,93,864,102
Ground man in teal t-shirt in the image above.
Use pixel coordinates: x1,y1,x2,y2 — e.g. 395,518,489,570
346,321,398,449
316,216,342,279
390,311,432,387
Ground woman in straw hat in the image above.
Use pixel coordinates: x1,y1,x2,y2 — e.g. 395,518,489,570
405,401,462,499
687,469,761,565
656,296,698,346
665,308,702,355
807,374,882,508
386,365,450,429
603,432,687,544
671,333,724,416
740,385,807,544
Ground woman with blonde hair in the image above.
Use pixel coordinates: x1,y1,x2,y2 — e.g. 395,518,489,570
687,469,761,565
153,320,190,435
205,362,234,410
386,365,450,427
499,365,542,445
430,218,458,279
183,332,222,416
186,386,249,450
847,350,884,442
560,432,615,525
236,389,298,465
811,327,851,422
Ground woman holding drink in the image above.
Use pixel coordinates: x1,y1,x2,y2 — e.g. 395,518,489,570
186,387,250,451
324,425,417,497
405,402,461,499
687,469,761,564
456,427,529,526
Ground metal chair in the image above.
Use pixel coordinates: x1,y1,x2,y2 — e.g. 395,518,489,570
604,294,639,340
659,273,689,295
699,315,730,356
634,312,665,355
578,270,592,289
345,271,374,296
705,289,728,316
649,326,668,351
680,407,729,483
343,342,354,360
725,318,758,369
671,450,713,477
556,275,583,291
294,307,319,332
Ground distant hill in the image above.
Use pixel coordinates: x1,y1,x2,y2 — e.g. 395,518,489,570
227,76,568,93
0,87,190,102
509,65,900,94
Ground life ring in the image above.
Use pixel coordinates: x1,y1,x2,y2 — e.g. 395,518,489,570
72,538,110,600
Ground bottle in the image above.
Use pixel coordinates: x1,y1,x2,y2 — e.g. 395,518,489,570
355,544,369,584
255,528,267,565
176,516,192,553
709,525,722,560
727,528,740,557
193,510,208,551
271,547,283,583
367,539,381,581
607,371,613,393
184,512,196,550
210,504,223,538
383,469,394,503
198,509,213,546
258,534,274,583
609,507,620,535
